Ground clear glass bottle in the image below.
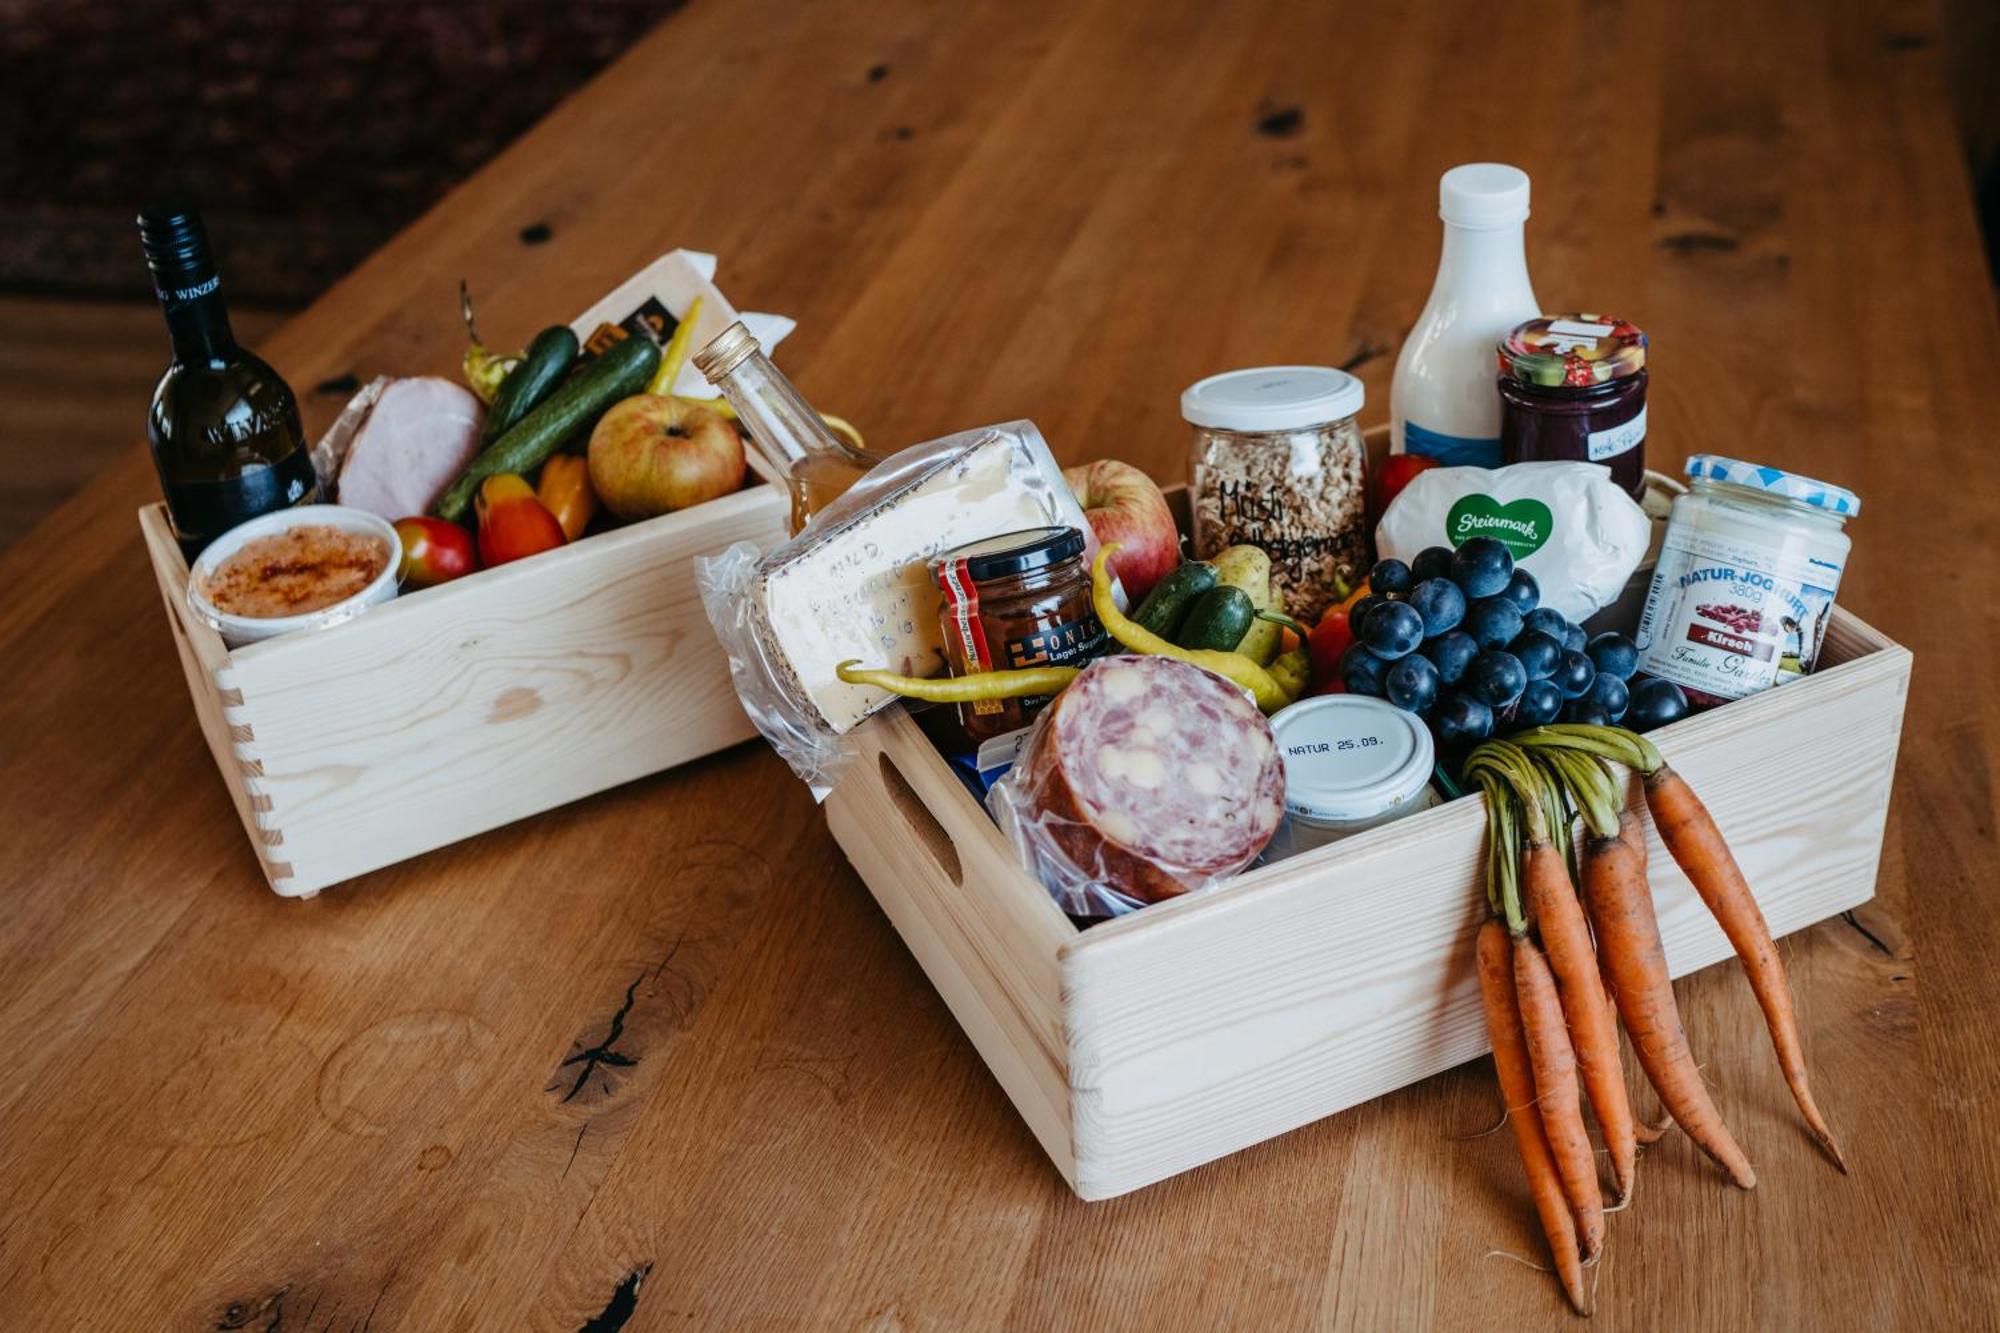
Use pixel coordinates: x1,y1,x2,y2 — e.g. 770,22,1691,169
693,322,887,534
139,204,318,559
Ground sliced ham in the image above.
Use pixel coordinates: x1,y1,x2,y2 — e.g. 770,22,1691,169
336,376,485,520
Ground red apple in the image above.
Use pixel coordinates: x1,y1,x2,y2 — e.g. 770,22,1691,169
393,515,477,588
1062,458,1180,601
587,394,747,520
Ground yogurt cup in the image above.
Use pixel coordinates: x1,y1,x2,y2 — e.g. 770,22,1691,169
187,504,402,648
1263,694,1440,858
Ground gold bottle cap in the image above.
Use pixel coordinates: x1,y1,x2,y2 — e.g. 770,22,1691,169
693,320,760,382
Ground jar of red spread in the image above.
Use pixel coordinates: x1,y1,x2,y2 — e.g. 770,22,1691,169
933,526,1106,743
1498,314,1648,499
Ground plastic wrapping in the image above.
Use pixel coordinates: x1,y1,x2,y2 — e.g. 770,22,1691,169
697,420,1098,793
1374,459,1650,622
984,654,1286,918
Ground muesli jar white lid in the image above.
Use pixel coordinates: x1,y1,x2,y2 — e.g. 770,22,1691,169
1267,694,1435,823
1180,366,1365,434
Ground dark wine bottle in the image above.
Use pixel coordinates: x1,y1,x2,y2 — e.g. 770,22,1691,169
138,205,317,559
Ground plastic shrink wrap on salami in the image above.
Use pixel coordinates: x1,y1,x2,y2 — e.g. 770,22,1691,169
987,654,1286,917
697,420,1100,794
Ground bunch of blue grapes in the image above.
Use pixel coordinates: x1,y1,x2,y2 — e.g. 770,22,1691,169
1338,537,1689,751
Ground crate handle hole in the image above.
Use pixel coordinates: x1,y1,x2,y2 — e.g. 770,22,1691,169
877,752,963,888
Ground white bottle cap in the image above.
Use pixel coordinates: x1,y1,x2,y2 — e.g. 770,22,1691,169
1439,163,1531,229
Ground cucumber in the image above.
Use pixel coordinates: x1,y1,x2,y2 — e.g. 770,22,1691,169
483,324,579,444
1131,562,1218,639
435,334,660,522
1175,585,1257,652
1211,545,1280,665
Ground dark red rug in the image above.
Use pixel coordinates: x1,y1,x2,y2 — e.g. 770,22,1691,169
0,0,681,306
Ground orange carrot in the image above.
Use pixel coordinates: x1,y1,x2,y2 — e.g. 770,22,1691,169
1477,920,1591,1315
1644,765,1848,1172
1582,815,1757,1189
1514,931,1607,1261
1523,840,1638,1204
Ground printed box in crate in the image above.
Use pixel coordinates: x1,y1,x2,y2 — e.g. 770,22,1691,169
825,485,1911,1200
144,252,791,897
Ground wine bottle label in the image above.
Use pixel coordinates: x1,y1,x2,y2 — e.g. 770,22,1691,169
169,448,320,557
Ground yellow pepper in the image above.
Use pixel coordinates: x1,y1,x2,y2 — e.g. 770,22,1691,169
1268,646,1310,702
837,661,1080,702
645,296,706,396
536,454,597,542
458,281,518,404
1091,546,1289,713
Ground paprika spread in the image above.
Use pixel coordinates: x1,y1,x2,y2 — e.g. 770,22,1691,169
933,526,1106,743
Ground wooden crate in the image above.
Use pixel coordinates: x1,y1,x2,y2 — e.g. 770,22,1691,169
143,481,789,897
827,596,1912,1201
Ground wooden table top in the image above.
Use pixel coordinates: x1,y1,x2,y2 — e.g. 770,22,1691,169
3,1,1994,1327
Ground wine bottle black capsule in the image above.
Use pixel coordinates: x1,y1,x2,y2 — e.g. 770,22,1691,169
138,205,317,558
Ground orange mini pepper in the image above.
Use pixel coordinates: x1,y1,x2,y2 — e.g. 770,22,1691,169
536,455,597,542
475,474,566,567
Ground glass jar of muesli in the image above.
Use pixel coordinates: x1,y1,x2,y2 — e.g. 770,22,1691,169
1183,366,1369,621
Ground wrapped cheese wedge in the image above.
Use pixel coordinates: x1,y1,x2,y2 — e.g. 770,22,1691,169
697,419,1098,791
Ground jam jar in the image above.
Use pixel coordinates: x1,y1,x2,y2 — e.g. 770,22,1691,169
1497,314,1648,498
933,526,1107,744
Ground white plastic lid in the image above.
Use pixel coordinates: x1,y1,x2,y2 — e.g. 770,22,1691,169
1180,365,1366,433
1440,163,1531,229
1267,695,1436,823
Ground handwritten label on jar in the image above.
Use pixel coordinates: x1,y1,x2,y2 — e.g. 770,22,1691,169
1635,523,1842,702
1587,404,1647,462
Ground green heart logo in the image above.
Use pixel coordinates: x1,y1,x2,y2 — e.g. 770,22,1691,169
1446,494,1553,557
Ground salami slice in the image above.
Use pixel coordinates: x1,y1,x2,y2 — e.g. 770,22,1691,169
1017,654,1284,904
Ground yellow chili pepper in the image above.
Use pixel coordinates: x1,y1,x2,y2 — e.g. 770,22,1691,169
1091,546,1289,713
459,281,518,404
645,295,705,396
1268,646,1310,702
536,454,597,542
836,661,1080,702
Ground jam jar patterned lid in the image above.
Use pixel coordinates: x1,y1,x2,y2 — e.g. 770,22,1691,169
1498,314,1647,388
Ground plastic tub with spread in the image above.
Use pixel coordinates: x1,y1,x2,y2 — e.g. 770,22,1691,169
1261,694,1440,858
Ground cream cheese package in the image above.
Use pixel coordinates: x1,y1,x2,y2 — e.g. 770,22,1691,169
698,420,1097,790
1374,460,1649,622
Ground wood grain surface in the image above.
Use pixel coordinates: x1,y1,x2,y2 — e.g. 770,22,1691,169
0,0,1992,1328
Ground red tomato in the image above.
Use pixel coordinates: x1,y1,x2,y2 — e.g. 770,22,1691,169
1373,452,1438,518
475,475,567,567
1308,608,1356,687
393,516,478,589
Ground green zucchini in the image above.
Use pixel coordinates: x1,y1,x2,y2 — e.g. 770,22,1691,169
1131,562,1218,639
483,324,578,444
435,334,660,522
1175,585,1257,652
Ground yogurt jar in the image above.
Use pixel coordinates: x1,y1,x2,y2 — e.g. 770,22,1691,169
1634,455,1860,707
1263,695,1440,858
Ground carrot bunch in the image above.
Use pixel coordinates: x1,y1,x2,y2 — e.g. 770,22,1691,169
1467,727,1846,1316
